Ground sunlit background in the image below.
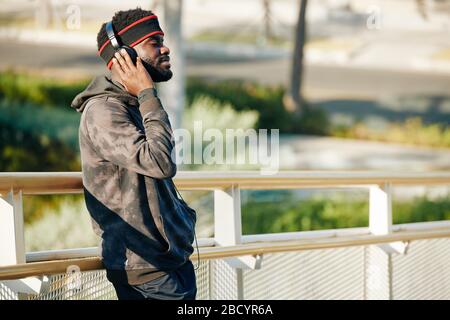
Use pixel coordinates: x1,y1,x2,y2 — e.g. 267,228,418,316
0,0,448,252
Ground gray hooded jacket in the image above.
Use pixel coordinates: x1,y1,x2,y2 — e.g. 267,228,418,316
71,73,196,285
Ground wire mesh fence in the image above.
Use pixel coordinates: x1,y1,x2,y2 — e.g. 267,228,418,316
1,237,450,300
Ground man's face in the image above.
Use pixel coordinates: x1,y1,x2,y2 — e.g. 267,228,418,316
134,34,173,82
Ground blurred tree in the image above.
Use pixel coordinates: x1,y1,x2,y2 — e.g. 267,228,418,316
416,0,430,20
262,0,273,43
150,0,160,11
152,0,185,131
283,0,308,118
34,0,53,29
416,0,450,21
0,125,80,172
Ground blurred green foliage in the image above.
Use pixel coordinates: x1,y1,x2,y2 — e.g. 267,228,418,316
183,94,259,131
0,71,84,225
0,70,88,107
0,71,83,174
242,193,450,234
25,197,98,251
186,77,330,135
23,194,83,225
332,117,450,148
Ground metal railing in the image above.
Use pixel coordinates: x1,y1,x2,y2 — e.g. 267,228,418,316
1,171,450,299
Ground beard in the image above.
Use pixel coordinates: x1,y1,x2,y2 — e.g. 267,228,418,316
141,54,173,82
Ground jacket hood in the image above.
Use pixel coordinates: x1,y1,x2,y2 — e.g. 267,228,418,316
71,73,139,112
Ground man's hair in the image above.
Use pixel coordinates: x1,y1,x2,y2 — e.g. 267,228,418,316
96,7,155,51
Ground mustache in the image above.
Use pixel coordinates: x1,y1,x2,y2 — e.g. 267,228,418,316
141,55,170,66
157,55,170,63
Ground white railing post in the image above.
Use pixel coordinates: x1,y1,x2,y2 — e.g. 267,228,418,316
212,185,263,300
214,185,242,247
0,188,25,266
213,185,244,299
367,183,407,300
0,189,46,299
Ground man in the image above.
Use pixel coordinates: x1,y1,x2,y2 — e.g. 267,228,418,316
71,8,197,300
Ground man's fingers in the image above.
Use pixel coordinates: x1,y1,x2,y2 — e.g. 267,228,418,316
114,51,129,72
112,58,121,72
112,55,153,96
112,58,126,78
120,49,135,68
136,57,145,70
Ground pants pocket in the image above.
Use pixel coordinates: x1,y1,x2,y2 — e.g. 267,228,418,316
134,262,197,300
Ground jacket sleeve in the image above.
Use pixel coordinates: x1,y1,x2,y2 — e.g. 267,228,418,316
84,89,177,179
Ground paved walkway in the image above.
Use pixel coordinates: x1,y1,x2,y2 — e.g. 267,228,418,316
279,134,450,171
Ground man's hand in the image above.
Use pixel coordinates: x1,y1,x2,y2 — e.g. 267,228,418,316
112,49,154,96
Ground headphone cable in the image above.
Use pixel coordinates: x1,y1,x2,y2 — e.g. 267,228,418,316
174,184,201,271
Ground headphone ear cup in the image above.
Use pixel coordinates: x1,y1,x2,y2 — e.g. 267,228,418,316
121,46,138,65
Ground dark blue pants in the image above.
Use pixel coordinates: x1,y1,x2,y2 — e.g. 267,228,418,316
110,261,197,300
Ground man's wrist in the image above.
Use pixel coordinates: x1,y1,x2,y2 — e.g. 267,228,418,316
138,86,158,104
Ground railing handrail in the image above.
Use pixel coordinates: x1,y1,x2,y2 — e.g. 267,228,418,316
1,170,450,195
1,226,450,281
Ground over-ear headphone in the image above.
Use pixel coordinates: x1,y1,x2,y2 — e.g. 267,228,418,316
106,21,138,65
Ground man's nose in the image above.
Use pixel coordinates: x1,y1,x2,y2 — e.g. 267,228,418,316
160,45,170,55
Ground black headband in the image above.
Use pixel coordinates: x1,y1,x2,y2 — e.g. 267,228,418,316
98,15,164,68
